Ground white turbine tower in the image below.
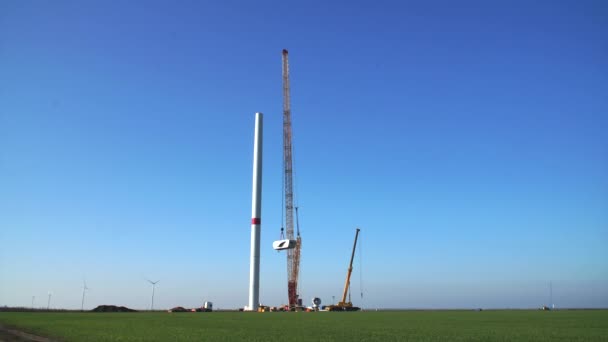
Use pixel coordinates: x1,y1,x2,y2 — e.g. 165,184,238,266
47,291,52,310
81,280,90,311
247,112,263,311
146,279,160,311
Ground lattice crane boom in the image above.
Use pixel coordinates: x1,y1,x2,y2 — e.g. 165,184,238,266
282,49,301,307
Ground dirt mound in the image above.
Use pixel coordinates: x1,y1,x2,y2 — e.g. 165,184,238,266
91,305,137,312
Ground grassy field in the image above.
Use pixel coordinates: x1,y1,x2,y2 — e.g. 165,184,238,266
1,310,607,341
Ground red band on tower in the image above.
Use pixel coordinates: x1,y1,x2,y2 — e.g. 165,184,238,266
252,218,261,225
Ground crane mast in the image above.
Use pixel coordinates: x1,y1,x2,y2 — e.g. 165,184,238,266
340,228,360,305
282,49,301,308
325,228,361,311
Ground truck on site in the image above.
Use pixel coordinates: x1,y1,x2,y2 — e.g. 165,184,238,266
325,228,361,312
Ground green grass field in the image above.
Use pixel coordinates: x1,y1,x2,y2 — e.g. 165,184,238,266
1,310,607,341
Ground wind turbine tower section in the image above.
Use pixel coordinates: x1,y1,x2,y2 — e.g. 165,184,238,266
282,49,302,308
247,112,263,311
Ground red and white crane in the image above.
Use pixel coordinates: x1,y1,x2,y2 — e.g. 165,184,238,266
282,49,302,308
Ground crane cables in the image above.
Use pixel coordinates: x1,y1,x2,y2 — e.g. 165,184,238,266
359,231,364,300
279,127,285,240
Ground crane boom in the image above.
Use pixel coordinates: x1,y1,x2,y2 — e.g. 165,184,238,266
340,228,361,304
282,49,300,307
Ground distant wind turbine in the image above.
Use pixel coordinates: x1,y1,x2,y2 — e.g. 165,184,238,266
32,296,35,309
146,279,160,311
550,281,554,310
81,280,90,311
47,291,52,310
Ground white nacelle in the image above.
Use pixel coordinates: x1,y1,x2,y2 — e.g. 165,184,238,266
272,239,297,250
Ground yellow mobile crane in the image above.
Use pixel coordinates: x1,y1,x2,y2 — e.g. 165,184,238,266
326,228,361,311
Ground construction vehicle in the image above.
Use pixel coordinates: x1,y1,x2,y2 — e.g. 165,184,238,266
257,305,270,312
326,228,361,311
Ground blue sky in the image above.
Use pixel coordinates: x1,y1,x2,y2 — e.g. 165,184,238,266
1,0,607,310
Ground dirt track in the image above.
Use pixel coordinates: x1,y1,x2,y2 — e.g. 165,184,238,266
0,325,54,342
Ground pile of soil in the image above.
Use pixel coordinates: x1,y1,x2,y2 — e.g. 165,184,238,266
91,305,137,312
168,307,189,312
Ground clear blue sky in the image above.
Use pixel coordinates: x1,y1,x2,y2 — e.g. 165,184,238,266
1,0,607,310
